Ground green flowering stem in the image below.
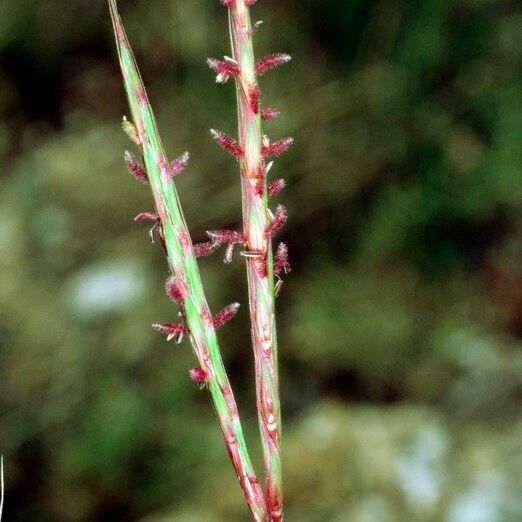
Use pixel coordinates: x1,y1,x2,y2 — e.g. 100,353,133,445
220,2,292,520
107,2,267,519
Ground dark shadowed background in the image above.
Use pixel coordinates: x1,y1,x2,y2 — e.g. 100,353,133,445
1,0,521,520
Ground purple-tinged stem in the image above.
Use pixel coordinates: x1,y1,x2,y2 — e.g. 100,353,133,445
108,2,267,519
226,2,286,519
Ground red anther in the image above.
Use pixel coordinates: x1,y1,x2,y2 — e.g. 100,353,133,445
274,242,291,276
249,85,261,114
262,138,294,158
265,205,288,239
134,211,159,222
207,58,240,83
165,276,184,305
206,230,245,245
213,302,240,329
210,129,244,158
268,179,286,197
193,241,220,258
255,53,291,76
189,367,208,384
124,151,148,183
261,107,280,121
152,322,187,342
169,151,190,178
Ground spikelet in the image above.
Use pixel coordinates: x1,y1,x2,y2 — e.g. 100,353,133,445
122,116,140,145
265,204,288,239
255,53,291,76
193,241,221,258
268,179,285,197
207,57,240,83
168,151,190,179
249,85,261,114
124,151,148,183
165,276,184,305
273,243,290,276
213,303,240,329
206,230,245,245
262,138,294,158
134,211,158,222
210,129,244,158
261,107,280,120
189,367,208,384
152,322,187,342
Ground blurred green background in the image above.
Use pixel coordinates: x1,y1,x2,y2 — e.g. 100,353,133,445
1,0,521,520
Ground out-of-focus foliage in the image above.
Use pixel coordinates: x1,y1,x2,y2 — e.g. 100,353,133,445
0,0,520,520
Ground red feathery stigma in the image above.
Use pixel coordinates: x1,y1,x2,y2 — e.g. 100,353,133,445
189,367,208,385
165,276,184,305
193,241,220,258
152,322,187,342
262,137,294,158
255,179,265,196
256,252,269,278
265,204,288,239
249,85,261,114
124,151,148,183
245,0,258,5
210,129,243,158
134,211,159,222
253,162,268,196
255,53,291,76
268,179,286,197
213,302,240,329
207,57,240,83
261,107,280,120
206,230,245,245
168,151,190,178
274,242,291,276
206,230,245,263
